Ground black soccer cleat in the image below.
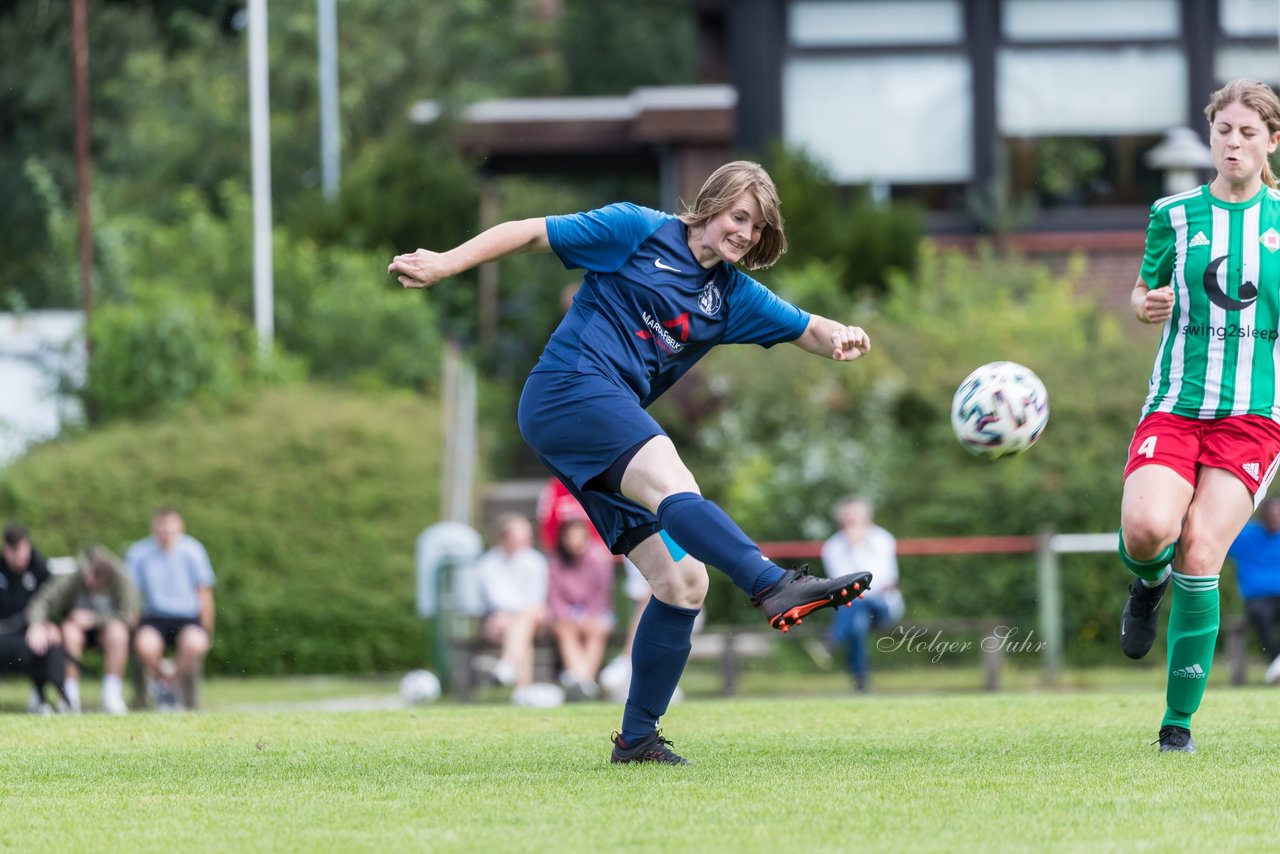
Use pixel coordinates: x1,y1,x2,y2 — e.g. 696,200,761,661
1156,725,1196,753
610,730,689,765
751,565,873,633
1120,575,1170,660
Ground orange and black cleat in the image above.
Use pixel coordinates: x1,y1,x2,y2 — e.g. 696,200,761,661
751,565,873,633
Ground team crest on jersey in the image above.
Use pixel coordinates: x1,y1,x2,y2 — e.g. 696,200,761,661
1244,461,1261,482
698,282,722,316
1262,228,1280,253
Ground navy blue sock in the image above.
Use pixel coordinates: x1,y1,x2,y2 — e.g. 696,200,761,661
655,492,784,596
619,596,699,745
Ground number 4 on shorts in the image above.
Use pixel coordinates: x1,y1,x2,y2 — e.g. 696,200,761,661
1137,436,1157,458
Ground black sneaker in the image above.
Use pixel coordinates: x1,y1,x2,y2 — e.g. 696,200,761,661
610,731,689,765
1120,575,1170,660
750,565,872,633
1156,725,1196,753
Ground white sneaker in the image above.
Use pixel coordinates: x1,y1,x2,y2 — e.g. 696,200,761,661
1265,654,1280,686
64,680,82,714
102,691,129,715
511,682,565,708
598,656,631,702
490,659,516,687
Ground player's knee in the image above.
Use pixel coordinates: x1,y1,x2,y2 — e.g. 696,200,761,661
1174,537,1226,577
1121,515,1179,560
678,562,709,609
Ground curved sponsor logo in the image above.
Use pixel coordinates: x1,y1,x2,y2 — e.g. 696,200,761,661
1202,254,1258,311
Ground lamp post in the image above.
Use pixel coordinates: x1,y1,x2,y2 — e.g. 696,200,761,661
1145,127,1214,196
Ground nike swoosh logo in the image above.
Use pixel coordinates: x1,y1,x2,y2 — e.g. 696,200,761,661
654,258,682,273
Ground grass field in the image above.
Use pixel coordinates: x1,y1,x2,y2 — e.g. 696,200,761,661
0,674,1275,852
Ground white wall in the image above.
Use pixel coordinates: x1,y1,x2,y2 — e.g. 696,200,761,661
0,311,86,465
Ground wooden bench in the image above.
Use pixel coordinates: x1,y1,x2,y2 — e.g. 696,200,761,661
872,617,1012,691
448,627,562,702
687,626,777,697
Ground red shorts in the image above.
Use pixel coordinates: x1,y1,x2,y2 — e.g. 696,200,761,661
1124,412,1280,496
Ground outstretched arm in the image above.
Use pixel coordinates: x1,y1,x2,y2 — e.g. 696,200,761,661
790,313,871,362
387,218,552,289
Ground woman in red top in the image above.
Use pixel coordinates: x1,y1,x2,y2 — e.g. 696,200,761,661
547,518,616,700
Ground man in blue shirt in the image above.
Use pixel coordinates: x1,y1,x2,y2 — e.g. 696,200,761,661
125,506,216,709
390,161,874,763
1227,497,1280,684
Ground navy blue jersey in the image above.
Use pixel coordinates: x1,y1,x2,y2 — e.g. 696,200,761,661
537,203,810,407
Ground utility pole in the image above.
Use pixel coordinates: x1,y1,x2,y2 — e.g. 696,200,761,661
248,0,274,357
317,0,340,201
71,0,93,328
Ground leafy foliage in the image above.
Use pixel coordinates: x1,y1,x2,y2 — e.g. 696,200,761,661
760,146,924,306
82,286,274,422
678,246,1172,658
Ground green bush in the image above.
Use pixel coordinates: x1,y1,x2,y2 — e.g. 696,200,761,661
0,385,445,675
93,182,442,393
81,287,285,423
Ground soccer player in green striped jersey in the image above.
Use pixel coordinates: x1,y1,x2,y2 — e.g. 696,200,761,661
1119,78,1280,753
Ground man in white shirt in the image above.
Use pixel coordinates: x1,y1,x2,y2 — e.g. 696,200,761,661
821,497,902,691
474,514,548,704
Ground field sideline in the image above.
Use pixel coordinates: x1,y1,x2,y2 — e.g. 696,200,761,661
0,687,1274,852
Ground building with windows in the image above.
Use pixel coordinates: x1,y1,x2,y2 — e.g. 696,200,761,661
732,0,1280,235
414,0,1280,302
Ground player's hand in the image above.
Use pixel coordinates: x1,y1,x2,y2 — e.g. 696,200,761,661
831,325,870,362
1137,286,1175,324
387,249,450,289
25,622,49,655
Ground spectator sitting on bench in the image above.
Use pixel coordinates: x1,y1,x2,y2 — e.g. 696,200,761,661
1,523,71,713
538,476,653,701
547,518,615,701
1227,497,1280,685
474,514,548,705
821,497,903,692
26,545,139,714
125,507,215,710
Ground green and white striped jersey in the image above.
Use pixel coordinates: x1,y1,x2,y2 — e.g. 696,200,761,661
1140,184,1280,420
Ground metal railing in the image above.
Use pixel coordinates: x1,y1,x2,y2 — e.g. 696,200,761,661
759,530,1119,684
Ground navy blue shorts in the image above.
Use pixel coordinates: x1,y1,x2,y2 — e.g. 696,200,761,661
518,370,665,554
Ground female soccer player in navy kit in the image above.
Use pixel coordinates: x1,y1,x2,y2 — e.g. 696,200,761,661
389,161,873,763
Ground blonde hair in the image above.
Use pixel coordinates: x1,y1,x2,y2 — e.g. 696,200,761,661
679,161,788,270
1205,77,1280,189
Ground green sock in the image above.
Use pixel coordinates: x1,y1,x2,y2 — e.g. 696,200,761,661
1162,572,1220,730
1117,531,1175,584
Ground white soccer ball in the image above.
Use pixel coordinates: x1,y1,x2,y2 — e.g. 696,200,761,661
399,669,442,706
950,361,1050,458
